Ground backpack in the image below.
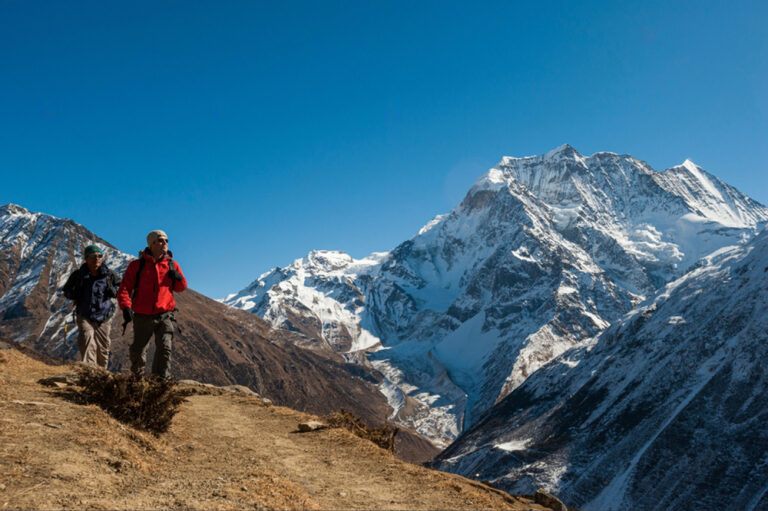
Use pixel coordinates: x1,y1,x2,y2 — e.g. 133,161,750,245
131,251,180,301
63,265,119,301
62,264,119,323
130,251,182,332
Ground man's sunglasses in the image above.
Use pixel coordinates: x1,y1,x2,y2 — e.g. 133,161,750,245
156,238,169,244
87,254,103,259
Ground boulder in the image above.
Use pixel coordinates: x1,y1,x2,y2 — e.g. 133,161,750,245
221,385,259,397
298,420,327,432
535,488,567,511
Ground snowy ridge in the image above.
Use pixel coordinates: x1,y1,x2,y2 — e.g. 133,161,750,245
224,147,768,446
224,250,386,354
434,226,768,511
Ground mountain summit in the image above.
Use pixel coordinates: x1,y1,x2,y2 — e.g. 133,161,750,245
224,147,768,447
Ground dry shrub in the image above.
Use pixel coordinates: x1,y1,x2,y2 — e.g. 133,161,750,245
324,408,398,452
72,366,186,435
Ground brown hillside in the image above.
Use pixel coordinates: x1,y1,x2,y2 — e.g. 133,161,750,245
0,343,551,511
0,208,437,460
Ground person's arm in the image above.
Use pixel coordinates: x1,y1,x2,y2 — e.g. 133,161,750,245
105,269,121,299
169,261,187,292
117,261,137,310
62,271,79,300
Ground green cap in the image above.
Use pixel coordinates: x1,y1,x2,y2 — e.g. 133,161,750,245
83,244,103,258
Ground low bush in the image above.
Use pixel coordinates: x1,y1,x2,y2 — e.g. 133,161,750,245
324,408,398,452
72,366,186,434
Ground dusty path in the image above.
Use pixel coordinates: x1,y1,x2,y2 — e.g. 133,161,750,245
0,345,551,510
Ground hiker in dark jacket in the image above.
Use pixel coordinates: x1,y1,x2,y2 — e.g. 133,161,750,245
62,244,120,369
117,229,187,379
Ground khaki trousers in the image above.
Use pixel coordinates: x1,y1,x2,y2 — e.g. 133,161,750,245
76,315,112,369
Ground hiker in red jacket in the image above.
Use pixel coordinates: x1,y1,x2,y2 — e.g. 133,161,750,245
117,230,187,379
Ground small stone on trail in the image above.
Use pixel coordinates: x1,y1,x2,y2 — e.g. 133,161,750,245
177,379,204,386
298,420,327,432
38,373,79,387
221,385,259,396
11,400,55,407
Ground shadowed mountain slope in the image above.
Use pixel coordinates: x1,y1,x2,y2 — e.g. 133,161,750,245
433,227,768,511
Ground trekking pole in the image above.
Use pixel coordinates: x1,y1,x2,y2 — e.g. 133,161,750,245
62,307,75,361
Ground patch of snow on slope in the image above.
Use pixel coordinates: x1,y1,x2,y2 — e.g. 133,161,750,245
418,214,448,236
495,439,530,452
551,205,581,229
667,315,686,325
511,246,537,263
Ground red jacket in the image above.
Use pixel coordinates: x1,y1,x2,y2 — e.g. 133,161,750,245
117,250,187,315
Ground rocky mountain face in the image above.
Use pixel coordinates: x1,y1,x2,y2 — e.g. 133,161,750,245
0,204,133,347
433,226,768,511
224,146,768,446
0,204,438,462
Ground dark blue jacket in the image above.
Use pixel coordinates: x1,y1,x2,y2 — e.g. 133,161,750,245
62,264,120,322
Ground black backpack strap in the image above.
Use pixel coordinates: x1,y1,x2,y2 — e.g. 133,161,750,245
104,267,119,299
130,257,147,302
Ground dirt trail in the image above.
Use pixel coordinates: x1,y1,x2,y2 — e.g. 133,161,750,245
0,345,551,510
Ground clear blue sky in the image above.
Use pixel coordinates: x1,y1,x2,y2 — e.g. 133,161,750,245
2,1,766,298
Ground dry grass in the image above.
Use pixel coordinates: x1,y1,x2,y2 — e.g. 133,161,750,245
324,408,399,452
67,366,186,434
1,346,549,510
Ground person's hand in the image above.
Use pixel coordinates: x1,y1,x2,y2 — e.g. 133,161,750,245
122,308,134,323
168,269,183,282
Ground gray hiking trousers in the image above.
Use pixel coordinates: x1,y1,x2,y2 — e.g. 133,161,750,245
129,311,174,379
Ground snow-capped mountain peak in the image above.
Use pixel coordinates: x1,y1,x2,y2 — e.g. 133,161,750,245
224,147,768,446
543,143,583,162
